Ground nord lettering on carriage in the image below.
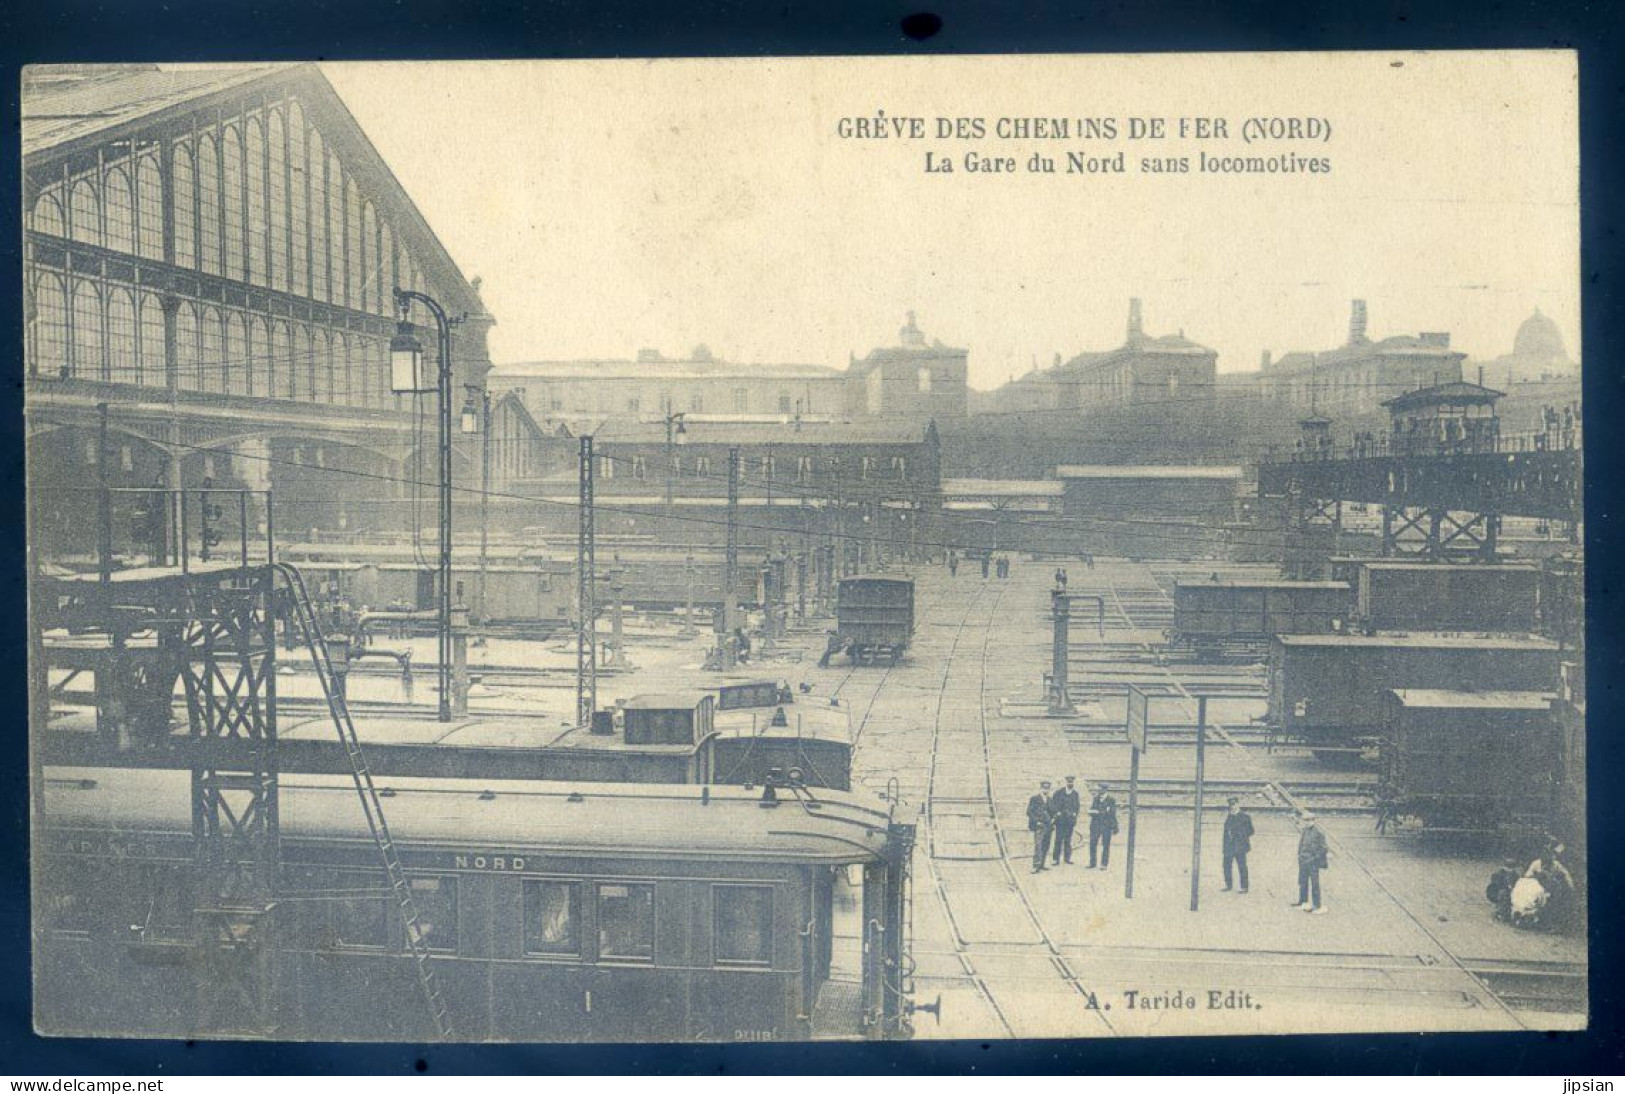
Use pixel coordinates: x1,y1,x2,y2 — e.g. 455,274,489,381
454,853,528,872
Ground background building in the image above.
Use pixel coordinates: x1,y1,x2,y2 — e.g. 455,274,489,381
1255,300,1466,417
844,312,969,419
980,299,1217,414
491,346,848,432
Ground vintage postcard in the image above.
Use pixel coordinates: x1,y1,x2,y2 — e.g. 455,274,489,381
24,51,1583,1042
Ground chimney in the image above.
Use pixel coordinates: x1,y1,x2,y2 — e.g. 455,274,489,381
1349,299,1368,345
1127,298,1144,342
1260,349,1273,371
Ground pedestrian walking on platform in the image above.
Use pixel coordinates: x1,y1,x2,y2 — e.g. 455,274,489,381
1087,782,1119,869
1050,776,1081,865
1292,813,1329,914
1027,780,1055,873
948,550,959,576
1221,796,1254,893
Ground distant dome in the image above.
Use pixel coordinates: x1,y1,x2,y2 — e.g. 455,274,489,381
1512,309,1569,363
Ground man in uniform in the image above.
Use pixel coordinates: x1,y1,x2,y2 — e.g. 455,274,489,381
1050,775,1081,866
1221,796,1254,893
1293,812,1329,914
1027,780,1055,873
1087,782,1119,869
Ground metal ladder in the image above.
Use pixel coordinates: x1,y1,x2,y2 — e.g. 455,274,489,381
273,563,454,1039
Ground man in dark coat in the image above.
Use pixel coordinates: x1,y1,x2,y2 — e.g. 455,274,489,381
1221,796,1254,893
1087,782,1119,869
1027,780,1055,873
1293,813,1329,913
1049,776,1081,866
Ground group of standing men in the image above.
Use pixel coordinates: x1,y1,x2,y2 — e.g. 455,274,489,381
1023,782,1332,914
1026,777,1120,873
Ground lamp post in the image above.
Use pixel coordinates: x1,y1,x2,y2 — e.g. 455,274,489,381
664,411,687,520
390,287,458,723
462,385,491,628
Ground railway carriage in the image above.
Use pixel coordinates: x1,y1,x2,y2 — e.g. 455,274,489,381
1169,579,1350,659
36,768,917,1042
835,576,915,665
1268,633,1562,762
1355,562,1541,633
1377,689,1560,832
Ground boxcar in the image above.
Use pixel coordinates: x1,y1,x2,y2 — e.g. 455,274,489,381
1378,689,1559,831
1356,562,1541,633
835,576,915,665
1269,633,1562,760
1170,579,1350,659
35,768,917,1042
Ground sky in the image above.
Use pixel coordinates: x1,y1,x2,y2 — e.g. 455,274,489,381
320,52,1579,388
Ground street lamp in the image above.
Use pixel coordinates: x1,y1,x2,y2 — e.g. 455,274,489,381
664,411,687,519
461,384,492,628
391,288,455,722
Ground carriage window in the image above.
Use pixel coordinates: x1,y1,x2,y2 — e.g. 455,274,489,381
713,884,772,966
597,882,654,961
523,880,580,957
409,876,459,953
333,871,390,949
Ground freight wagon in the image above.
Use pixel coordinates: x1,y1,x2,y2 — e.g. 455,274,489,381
35,768,918,1042
1378,689,1559,832
1169,579,1351,659
835,576,915,665
1356,562,1541,633
1268,633,1562,761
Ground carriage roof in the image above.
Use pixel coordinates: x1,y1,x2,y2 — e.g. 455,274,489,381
42,767,896,865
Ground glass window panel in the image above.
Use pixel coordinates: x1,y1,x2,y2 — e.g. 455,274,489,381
408,876,458,953
30,272,69,378
69,177,101,247
272,321,291,399
346,178,363,308
597,882,654,961
71,280,104,380
106,289,137,383
172,143,196,269
714,885,773,966
247,318,267,399
226,313,248,396
379,222,395,309
267,112,288,292
200,307,224,394
138,293,166,388
289,109,308,297
308,130,327,301
135,155,163,260
103,168,135,253
362,202,378,313
246,118,268,286
301,326,316,401
196,135,221,276
328,154,345,306
175,304,199,391
523,880,581,956
30,189,66,236
221,127,245,280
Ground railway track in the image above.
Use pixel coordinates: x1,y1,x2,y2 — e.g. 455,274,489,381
917,579,1119,1038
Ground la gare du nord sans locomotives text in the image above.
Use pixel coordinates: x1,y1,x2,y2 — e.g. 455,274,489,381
835,114,1334,175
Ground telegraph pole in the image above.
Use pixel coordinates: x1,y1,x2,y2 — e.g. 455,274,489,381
576,436,597,729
